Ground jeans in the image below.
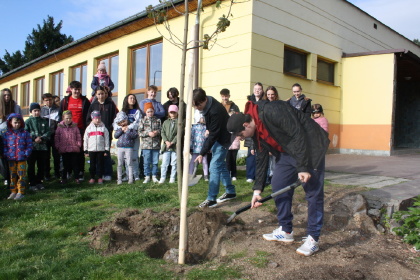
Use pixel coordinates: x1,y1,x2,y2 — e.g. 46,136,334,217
246,148,256,180
160,151,177,180
207,141,236,201
271,153,324,239
142,149,159,176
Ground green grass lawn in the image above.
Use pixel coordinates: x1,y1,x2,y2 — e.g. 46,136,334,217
0,163,256,280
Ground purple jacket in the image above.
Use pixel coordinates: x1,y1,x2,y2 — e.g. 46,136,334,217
55,121,82,153
3,113,33,161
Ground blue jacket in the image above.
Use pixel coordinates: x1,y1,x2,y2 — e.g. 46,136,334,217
3,113,33,161
114,128,138,148
139,99,165,119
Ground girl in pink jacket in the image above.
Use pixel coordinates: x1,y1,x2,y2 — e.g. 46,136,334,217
55,110,82,184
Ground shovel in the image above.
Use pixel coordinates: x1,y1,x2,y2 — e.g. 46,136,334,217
188,161,202,187
226,179,302,224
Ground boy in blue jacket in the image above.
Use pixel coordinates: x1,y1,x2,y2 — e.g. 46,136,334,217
3,113,33,200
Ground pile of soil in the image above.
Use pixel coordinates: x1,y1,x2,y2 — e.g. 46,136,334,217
88,188,420,279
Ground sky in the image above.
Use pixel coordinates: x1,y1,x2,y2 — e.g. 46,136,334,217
0,0,419,58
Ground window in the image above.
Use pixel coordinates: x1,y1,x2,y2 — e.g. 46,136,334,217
35,77,45,103
51,71,64,99
130,41,163,100
317,59,334,84
284,47,307,78
21,82,30,116
71,63,88,95
10,85,18,103
98,54,119,105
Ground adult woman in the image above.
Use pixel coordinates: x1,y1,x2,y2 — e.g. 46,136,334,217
163,87,186,121
113,94,142,181
266,86,279,101
286,83,312,117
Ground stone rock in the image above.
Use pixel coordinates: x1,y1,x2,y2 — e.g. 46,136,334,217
163,248,179,263
376,224,385,233
367,208,381,218
267,261,279,268
342,194,367,215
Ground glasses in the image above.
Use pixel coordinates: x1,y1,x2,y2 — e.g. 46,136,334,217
293,91,301,93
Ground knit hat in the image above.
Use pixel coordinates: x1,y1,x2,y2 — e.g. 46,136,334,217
144,102,154,112
97,61,107,71
226,113,247,134
114,111,128,123
91,110,101,119
29,102,41,112
168,105,178,113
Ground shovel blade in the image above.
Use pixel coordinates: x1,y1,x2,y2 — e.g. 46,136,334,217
188,175,202,186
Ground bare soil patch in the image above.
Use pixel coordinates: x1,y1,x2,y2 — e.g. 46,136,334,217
89,187,420,279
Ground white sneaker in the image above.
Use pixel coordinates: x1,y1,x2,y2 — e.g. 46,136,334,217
103,176,112,181
143,176,150,184
262,226,294,242
117,180,123,185
152,176,159,183
121,176,129,182
231,177,237,181
14,193,24,200
246,179,254,183
158,178,165,184
169,178,175,183
296,235,319,256
134,177,140,181
8,193,17,200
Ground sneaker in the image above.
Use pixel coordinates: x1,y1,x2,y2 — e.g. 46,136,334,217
128,180,133,184
122,176,129,182
89,179,95,184
216,193,237,203
296,235,319,256
8,193,17,200
246,178,254,183
14,193,24,200
169,178,175,183
98,178,104,184
152,176,159,183
158,178,165,184
198,200,217,208
117,180,123,185
102,176,112,181
143,176,150,184
262,226,294,242
134,177,140,181
231,177,237,181
79,172,85,181
204,175,209,182
29,186,39,191
36,184,45,190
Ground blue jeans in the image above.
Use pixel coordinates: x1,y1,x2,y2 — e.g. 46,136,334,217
246,148,256,180
207,141,236,201
142,149,159,176
161,151,177,180
271,153,324,239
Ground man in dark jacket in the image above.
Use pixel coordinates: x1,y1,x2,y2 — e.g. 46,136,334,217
227,100,329,256
193,88,236,208
58,81,91,180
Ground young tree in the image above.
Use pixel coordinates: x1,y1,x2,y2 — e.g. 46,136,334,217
0,15,73,75
414,39,420,46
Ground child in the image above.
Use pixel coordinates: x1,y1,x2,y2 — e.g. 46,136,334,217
25,103,51,191
311,104,329,132
139,102,161,183
3,113,33,200
114,111,138,185
90,61,114,101
55,111,82,184
159,105,179,184
189,112,209,181
84,111,110,184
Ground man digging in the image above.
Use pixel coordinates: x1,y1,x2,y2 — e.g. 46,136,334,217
227,100,329,256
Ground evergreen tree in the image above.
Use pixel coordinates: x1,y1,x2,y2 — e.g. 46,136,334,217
414,39,420,46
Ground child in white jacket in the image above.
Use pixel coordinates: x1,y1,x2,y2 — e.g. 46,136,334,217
84,111,109,184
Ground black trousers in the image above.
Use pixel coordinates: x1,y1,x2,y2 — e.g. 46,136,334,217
89,151,104,179
225,149,238,177
62,152,80,180
28,150,48,186
46,136,61,177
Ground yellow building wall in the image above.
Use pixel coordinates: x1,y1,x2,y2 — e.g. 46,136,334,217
340,54,395,153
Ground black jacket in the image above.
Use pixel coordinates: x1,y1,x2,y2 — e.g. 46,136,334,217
59,95,91,130
200,96,231,156
252,100,330,191
286,94,312,118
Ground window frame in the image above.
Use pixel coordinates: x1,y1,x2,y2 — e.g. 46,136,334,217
10,85,18,103
71,63,88,95
21,81,30,116
284,47,308,78
50,70,64,99
317,57,335,85
129,40,163,97
35,76,45,103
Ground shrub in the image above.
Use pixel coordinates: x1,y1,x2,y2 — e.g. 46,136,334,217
392,196,420,250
